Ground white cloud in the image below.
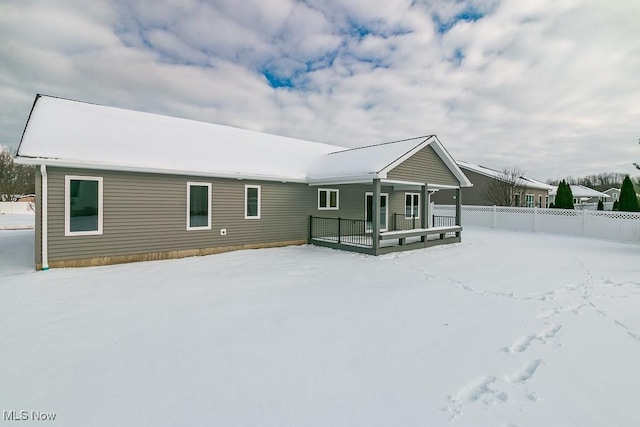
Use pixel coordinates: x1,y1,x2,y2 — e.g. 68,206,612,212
0,0,638,180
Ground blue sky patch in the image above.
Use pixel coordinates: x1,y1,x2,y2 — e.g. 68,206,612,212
434,8,486,34
262,68,295,89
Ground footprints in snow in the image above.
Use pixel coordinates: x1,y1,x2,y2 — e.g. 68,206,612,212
503,324,562,353
445,321,562,421
504,359,543,384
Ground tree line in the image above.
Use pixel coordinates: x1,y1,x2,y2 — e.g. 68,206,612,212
546,172,639,192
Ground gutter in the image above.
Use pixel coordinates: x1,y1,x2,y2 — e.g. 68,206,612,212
40,164,49,270
14,157,309,184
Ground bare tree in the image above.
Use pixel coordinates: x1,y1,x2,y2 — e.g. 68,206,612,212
485,166,528,207
0,147,35,200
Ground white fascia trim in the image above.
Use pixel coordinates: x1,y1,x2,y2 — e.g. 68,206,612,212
15,158,307,184
428,183,461,190
380,178,425,187
307,174,380,186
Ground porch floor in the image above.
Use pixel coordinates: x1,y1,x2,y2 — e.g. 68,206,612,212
310,232,461,255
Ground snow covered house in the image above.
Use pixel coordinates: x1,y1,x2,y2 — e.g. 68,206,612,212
431,161,553,208
15,95,471,269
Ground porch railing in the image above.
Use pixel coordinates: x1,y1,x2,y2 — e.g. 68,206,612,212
433,215,456,227
393,213,457,230
309,216,370,247
392,213,419,231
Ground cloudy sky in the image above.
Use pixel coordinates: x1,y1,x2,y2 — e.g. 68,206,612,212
1,0,638,180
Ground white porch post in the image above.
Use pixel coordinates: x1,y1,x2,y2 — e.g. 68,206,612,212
373,178,381,255
455,188,462,237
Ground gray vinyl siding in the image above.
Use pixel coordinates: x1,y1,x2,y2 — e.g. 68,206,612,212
431,168,549,207
387,145,459,187
311,184,399,220
45,167,316,262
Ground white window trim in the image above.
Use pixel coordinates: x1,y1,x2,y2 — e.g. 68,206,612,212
186,182,212,231
318,188,339,210
405,192,420,219
245,184,261,219
65,175,103,237
525,193,535,208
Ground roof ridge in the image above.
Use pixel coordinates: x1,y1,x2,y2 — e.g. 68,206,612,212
328,135,433,155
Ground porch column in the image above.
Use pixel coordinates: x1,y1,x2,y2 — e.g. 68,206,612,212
421,184,428,242
455,188,462,237
373,178,381,255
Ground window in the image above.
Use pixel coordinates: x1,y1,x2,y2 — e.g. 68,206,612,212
545,195,549,208
65,175,103,236
187,182,211,230
525,194,535,207
513,193,521,207
405,193,420,218
245,185,261,219
318,188,339,210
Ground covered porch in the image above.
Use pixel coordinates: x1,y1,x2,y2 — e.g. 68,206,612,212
308,178,463,255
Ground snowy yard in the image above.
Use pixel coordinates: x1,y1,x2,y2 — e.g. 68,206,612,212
1,227,639,426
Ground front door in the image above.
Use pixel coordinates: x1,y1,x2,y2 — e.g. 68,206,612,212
365,192,388,231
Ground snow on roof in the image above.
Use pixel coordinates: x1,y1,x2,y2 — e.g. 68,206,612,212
16,95,467,186
456,160,553,191
17,95,340,182
309,136,429,180
550,184,609,198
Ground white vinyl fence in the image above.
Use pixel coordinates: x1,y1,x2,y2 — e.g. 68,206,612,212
433,205,640,243
0,202,34,214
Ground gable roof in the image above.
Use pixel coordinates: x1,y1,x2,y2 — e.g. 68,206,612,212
308,136,472,187
457,160,554,191
16,94,469,186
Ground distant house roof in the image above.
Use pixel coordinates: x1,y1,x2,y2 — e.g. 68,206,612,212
16,95,471,187
550,184,609,199
603,188,620,195
456,160,554,191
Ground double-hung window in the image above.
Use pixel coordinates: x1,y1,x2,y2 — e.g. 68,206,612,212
318,189,339,210
405,193,420,218
187,182,211,230
245,185,261,219
65,175,103,236
525,194,535,208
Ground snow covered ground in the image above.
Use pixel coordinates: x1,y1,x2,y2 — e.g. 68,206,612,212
0,213,35,230
1,227,639,426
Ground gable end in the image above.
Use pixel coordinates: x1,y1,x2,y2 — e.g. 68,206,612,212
386,145,459,186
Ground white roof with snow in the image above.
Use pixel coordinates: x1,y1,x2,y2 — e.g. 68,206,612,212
457,160,553,191
16,95,470,186
550,184,609,198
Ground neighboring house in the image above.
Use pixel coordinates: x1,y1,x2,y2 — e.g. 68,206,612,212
602,188,620,202
549,184,609,207
15,95,472,269
431,161,553,207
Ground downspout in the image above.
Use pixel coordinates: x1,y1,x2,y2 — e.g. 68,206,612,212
40,164,49,270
